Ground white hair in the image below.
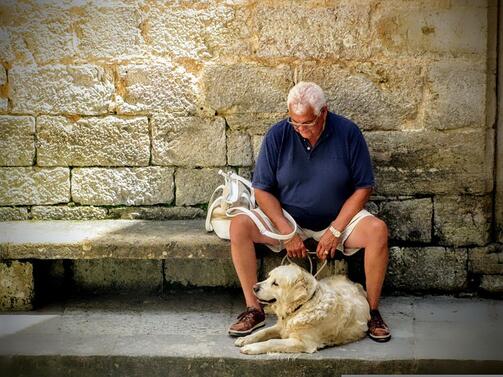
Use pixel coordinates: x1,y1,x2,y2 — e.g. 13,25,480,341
287,82,327,116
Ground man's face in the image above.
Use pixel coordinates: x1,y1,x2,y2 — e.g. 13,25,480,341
288,105,326,141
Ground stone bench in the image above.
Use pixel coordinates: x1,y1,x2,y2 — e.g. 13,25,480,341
1,220,502,311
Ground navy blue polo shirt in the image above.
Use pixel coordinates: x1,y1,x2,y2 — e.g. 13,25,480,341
252,111,375,231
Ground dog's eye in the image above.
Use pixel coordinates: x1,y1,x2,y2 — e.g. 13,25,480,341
272,281,278,286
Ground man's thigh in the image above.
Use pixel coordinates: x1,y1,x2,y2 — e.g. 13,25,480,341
237,213,281,247
342,215,383,250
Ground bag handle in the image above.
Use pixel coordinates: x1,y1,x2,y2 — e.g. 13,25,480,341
226,206,297,241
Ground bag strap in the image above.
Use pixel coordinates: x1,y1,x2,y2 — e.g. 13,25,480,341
226,206,297,241
205,184,225,232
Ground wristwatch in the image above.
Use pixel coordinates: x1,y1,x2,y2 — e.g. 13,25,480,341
329,225,342,238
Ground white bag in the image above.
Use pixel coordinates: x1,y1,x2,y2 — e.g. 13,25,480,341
205,170,297,244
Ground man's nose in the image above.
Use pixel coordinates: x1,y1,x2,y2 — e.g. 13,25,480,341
253,284,260,293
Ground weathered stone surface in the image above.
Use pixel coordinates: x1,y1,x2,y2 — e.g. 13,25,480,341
386,246,467,292
0,167,70,205
9,65,114,115
256,2,371,60
72,167,174,206
260,253,312,281
468,244,503,275
434,195,492,247
424,60,486,130
147,3,251,60
175,168,223,206
380,199,432,243
152,115,226,167
479,275,503,294
115,61,199,115
0,64,6,84
367,129,493,195
227,132,253,167
298,62,423,130
31,205,108,220
202,63,292,113
37,116,150,167
108,206,205,220
0,116,35,166
225,113,284,134
164,259,239,288
72,259,162,292
251,135,265,162
0,261,33,311
0,207,29,221
75,2,145,61
0,98,7,112
371,2,487,56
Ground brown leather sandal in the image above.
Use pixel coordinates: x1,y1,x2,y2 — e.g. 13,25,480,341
368,309,391,342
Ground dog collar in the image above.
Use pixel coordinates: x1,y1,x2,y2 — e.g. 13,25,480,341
291,286,319,315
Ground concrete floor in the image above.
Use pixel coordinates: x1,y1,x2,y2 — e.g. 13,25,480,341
0,291,502,375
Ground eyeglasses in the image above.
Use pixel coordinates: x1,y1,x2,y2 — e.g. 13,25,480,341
287,113,321,130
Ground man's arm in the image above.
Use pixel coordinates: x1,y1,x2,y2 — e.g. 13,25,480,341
316,187,372,259
255,188,307,258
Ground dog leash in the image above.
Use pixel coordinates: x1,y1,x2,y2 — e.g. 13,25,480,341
281,250,328,279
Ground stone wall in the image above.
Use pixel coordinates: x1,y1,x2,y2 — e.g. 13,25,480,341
0,0,501,292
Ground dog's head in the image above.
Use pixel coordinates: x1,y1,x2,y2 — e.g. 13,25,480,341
253,264,318,319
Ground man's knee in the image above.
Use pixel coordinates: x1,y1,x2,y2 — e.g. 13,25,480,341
368,218,389,247
230,215,254,241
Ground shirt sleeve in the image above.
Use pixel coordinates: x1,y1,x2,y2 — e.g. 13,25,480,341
349,125,375,189
252,130,280,193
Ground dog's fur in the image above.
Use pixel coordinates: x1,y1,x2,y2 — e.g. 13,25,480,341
235,264,370,354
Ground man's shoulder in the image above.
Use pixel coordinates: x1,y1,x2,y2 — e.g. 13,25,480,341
264,118,289,140
328,112,361,134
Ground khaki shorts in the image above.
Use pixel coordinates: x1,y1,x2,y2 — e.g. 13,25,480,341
255,208,374,256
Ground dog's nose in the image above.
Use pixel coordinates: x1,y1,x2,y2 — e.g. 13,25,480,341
253,284,260,293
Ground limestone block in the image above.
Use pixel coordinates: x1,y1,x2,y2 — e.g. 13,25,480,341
0,64,6,84
225,113,284,134
175,168,224,206
371,3,487,56
0,261,33,311
434,195,492,246
115,61,199,115
164,259,239,288
0,116,35,166
386,246,467,292
37,116,150,167
31,205,108,220
255,2,371,60
0,207,29,221
380,199,432,243
424,61,486,130
72,260,162,292
9,65,114,115
251,135,264,163
152,115,226,167
480,275,503,294
469,244,503,275
147,3,251,60
237,167,252,181
367,129,493,195
227,132,253,167
72,167,174,206
108,206,205,220
202,63,292,113
0,167,70,205
75,3,145,61
297,62,423,131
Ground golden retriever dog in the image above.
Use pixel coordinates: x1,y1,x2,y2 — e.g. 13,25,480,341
235,264,370,354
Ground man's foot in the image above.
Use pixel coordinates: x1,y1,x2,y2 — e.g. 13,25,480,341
228,307,265,337
368,309,391,342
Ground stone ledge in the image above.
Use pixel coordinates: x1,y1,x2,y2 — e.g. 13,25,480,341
0,220,226,260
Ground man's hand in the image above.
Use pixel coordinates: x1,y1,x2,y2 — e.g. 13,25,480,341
284,234,307,258
316,230,340,260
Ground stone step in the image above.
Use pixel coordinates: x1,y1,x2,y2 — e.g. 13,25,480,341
0,294,502,376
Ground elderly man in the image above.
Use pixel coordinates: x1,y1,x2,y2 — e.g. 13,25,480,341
228,82,391,342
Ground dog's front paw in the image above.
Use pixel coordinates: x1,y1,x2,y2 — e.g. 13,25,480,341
240,344,263,355
234,334,254,347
